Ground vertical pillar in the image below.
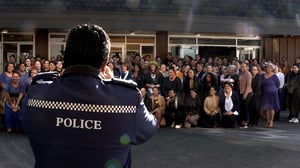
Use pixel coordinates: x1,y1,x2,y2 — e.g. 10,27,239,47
156,31,168,62
35,29,48,59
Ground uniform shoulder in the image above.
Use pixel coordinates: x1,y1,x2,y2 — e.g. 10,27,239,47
31,72,60,85
107,78,137,89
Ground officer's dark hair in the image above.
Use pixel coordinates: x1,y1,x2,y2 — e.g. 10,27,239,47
64,24,110,69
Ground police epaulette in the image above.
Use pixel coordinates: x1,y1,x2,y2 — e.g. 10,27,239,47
31,72,60,85
109,78,137,89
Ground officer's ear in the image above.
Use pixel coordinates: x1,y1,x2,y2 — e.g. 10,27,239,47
100,58,108,72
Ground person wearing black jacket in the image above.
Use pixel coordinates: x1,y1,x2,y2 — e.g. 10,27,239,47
249,65,262,127
219,81,240,128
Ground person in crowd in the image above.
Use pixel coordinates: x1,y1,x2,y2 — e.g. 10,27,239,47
0,63,15,91
3,72,25,133
159,63,168,78
219,80,240,128
49,61,57,72
202,72,218,99
274,64,285,121
151,87,166,128
42,60,50,72
225,65,239,92
17,62,29,84
165,89,185,128
163,52,173,67
281,59,291,76
286,64,300,123
203,86,220,128
119,62,133,80
195,62,205,80
132,63,144,88
184,89,201,128
8,55,17,67
140,87,152,111
55,55,63,62
249,65,262,127
144,61,164,96
25,57,32,72
21,24,157,168
238,63,253,128
183,68,203,100
182,64,191,78
24,68,38,93
261,63,280,128
56,60,64,75
171,63,183,80
162,67,182,98
34,60,42,73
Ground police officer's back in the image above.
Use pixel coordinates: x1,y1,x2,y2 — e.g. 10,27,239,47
21,24,157,168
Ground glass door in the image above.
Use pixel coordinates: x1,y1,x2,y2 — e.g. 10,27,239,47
3,43,17,70
19,44,33,63
2,43,33,71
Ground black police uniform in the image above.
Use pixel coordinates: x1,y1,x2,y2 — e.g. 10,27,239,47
21,65,157,168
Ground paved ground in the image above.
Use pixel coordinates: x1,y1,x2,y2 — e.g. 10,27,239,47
1,111,300,168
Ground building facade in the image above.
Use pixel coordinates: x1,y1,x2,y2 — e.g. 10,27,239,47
1,0,300,71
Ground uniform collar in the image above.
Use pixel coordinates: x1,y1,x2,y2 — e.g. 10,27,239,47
63,65,100,78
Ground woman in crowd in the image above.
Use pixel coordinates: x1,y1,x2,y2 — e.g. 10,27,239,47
132,63,144,89
261,63,280,128
119,62,133,80
151,87,166,128
34,60,42,73
144,61,164,96
42,59,50,72
17,62,29,84
162,68,182,98
184,89,201,128
0,63,15,90
25,57,32,72
183,69,202,100
203,86,220,128
165,89,184,128
249,65,262,127
202,72,218,99
3,72,25,133
140,87,152,112
219,80,240,128
56,60,64,75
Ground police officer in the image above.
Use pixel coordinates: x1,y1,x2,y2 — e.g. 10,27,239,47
21,24,157,168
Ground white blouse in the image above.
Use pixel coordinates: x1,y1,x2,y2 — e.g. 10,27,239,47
224,91,233,112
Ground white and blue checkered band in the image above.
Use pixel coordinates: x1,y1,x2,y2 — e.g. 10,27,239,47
27,99,136,114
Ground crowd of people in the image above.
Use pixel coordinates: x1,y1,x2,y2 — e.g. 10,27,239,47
0,52,300,132
0,54,64,133
108,53,300,129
